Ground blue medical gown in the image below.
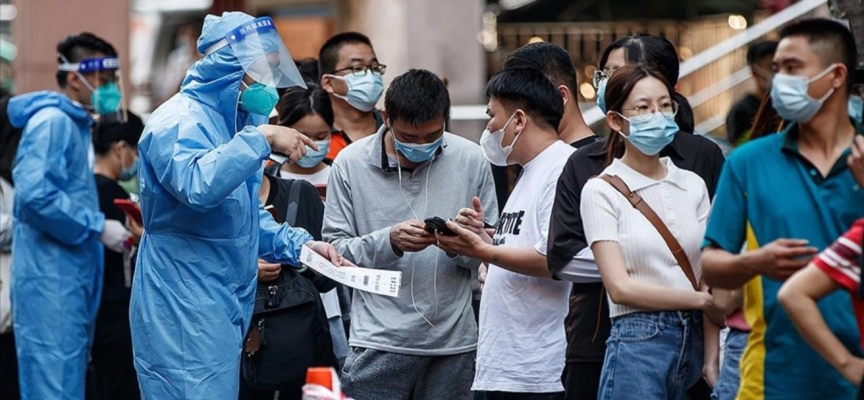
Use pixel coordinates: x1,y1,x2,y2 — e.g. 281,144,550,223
130,12,313,399
9,91,104,400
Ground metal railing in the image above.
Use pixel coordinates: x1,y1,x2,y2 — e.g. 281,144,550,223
451,0,829,138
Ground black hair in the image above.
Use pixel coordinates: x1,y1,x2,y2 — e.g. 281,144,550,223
384,69,450,127
779,18,858,92
277,84,334,128
93,112,144,155
56,32,117,88
504,42,578,96
486,67,563,131
747,41,778,65
295,58,320,85
599,34,695,133
318,32,373,76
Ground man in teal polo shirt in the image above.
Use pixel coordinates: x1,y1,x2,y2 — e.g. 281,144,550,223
702,18,864,400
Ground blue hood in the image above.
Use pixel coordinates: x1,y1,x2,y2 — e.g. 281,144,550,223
8,91,91,129
180,12,258,130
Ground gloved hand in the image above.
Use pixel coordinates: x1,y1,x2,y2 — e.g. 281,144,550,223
100,219,130,253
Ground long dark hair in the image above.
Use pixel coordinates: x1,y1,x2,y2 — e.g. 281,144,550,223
276,84,334,128
603,64,676,165
747,94,785,143
599,34,694,134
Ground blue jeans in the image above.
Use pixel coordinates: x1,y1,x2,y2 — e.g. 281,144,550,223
711,328,747,400
598,311,704,400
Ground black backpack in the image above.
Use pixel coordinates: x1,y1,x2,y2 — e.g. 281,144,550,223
241,179,337,391
0,95,23,185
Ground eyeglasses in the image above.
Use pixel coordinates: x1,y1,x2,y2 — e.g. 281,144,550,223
330,64,387,77
620,101,679,119
591,70,608,89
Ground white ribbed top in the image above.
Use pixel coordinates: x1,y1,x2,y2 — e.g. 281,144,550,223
581,157,710,317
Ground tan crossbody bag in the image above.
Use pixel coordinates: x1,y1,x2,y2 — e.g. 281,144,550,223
599,174,699,291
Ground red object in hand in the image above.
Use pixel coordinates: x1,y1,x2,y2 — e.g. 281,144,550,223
306,367,336,390
304,367,345,399
113,199,143,225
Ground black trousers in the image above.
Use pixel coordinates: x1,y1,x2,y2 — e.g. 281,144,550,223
0,331,20,400
563,361,602,400
89,311,140,400
486,392,565,400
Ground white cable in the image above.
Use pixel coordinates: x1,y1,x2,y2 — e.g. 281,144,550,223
396,145,437,327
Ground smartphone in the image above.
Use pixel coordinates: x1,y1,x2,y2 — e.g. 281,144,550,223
315,185,327,199
113,199,143,225
264,204,281,223
269,152,289,166
424,217,457,237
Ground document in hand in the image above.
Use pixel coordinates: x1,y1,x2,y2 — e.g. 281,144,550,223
300,245,402,297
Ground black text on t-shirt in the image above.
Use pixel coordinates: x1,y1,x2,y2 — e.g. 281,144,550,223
495,211,525,238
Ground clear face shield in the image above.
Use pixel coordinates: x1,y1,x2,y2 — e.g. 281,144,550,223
58,55,127,122
205,16,306,89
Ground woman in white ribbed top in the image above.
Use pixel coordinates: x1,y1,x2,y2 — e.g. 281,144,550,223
581,65,723,400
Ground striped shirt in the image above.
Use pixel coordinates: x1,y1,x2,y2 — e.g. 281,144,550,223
814,218,864,348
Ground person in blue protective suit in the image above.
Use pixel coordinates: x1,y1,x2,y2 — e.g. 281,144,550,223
130,12,351,399
8,32,132,400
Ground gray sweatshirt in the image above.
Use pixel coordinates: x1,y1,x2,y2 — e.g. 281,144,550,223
323,126,498,356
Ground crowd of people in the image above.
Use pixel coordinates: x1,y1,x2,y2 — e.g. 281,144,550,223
0,9,863,400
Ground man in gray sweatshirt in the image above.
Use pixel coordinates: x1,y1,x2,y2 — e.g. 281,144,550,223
323,69,498,400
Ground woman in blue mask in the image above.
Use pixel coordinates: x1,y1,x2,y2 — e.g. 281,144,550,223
90,112,145,400
581,64,724,400
274,84,334,192
594,34,695,135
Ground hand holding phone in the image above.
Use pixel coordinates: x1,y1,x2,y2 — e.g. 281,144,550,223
424,217,457,237
113,199,143,225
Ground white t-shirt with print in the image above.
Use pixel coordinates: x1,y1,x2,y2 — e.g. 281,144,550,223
473,140,574,393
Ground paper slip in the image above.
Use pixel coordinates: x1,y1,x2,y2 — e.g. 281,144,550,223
301,245,402,297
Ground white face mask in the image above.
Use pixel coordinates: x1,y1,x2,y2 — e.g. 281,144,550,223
480,113,519,166
770,64,838,124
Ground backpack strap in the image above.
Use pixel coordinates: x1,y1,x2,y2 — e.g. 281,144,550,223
284,179,303,227
599,174,699,291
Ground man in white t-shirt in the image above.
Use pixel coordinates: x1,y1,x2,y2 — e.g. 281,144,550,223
437,67,574,400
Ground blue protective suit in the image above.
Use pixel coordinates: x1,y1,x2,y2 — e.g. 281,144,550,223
9,91,104,400
130,12,313,399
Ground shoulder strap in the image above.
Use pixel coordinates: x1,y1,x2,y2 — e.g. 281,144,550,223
284,179,303,227
599,174,699,291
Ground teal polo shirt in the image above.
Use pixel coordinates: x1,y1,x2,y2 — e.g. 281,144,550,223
704,125,864,400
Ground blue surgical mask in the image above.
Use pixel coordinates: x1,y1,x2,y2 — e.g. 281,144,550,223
849,95,864,134
240,81,279,116
596,78,608,113
120,157,139,181
391,125,444,163
329,73,384,112
296,139,331,168
616,112,679,156
120,145,139,181
770,65,837,124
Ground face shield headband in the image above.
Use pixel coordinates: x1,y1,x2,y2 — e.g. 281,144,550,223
58,55,127,121
204,16,306,89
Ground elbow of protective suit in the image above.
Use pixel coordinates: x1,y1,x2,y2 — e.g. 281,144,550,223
16,189,103,246
178,189,227,213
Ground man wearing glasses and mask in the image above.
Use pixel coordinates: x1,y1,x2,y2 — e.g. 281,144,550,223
319,32,386,160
